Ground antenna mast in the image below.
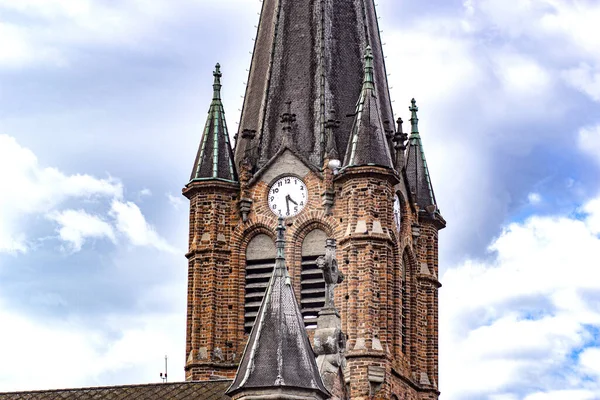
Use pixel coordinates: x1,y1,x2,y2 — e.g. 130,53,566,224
159,355,168,383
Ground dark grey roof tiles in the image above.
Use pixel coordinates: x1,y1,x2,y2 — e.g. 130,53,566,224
405,99,438,210
226,219,329,398
0,381,232,400
189,64,238,183
234,0,396,170
342,47,394,169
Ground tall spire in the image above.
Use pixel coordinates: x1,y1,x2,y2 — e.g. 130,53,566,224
342,47,394,169
234,0,395,170
226,218,329,400
406,99,437,210
189,64,238,183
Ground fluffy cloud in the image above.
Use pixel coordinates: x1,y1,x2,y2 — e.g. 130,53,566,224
47,209,115,252
110,200,177,253
0,134,174,254
0,134,121,253
465,0,600,103
440,194,600,399
0,0,257,69
0,297,185,391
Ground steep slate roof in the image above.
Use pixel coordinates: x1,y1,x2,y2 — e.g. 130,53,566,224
405,99,438,209
342,47,393,169
189,64,238,183
226,219,329,398
0,381,232,400
234,0,395,169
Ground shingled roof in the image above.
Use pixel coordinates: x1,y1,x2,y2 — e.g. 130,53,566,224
189,63,238,183
342,46,393,169
405,99,438,210
234,0,395,169
226,219,329,399
0,381,232,400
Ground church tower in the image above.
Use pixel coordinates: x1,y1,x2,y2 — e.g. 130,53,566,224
183,1,446,399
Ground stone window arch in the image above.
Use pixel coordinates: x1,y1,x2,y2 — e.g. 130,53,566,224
300,229,327,329
244,234,276,333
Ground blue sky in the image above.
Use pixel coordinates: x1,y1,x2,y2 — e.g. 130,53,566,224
0,0,600,399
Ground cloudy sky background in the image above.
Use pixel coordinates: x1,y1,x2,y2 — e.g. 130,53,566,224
0,0,599,398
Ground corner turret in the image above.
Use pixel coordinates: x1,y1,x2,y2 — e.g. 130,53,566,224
342,47,394,170
189,64,238,183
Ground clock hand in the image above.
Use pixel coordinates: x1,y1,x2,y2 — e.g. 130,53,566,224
285,195,290,215
288,196,298,206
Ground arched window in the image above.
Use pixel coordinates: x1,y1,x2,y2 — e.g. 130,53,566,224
300,229,327,329
245,234,276,333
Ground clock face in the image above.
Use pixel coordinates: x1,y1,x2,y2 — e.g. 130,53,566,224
268,176,308,218
393,195,401,232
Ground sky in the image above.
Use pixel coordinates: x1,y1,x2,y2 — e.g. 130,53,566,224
0,0,599,399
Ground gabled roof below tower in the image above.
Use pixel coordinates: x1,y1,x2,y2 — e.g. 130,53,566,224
0,381,232,400
226,219,329,399
189,64,238,184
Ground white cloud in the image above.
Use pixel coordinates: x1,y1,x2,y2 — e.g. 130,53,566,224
441,193,600,399
0,134,176,254
166,193,185,210
139,188,152,197
523,390,598,400
47,209,115,252
563,64,600,102
528,192,542,205
0,134,121,253
0,298,185,391
579,347,600,378
466,0,600,102
582,197,600,235
0,0,257,68
110,200,177,253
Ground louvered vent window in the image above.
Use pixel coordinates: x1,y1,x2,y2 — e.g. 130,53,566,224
245,234,275,334
300,229,327,329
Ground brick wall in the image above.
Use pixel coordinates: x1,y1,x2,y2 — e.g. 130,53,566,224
182,158,441,399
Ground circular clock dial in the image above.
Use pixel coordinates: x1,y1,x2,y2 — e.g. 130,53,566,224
393,195,401,232
268,176,308,218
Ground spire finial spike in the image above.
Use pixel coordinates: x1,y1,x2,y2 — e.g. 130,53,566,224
362,46,375,90
409,98,419,136
212,63,222,100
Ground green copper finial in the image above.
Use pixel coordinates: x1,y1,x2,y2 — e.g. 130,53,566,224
363,46,375,91
212,63,222,101
409,98,419,137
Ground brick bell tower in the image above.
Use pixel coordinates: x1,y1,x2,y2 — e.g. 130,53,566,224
183,1,446,399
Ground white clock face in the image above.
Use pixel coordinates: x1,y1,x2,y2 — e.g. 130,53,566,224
393,195,401,232
268,176,308,218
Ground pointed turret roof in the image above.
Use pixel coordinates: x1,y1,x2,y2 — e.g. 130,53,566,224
189,64,238,183
406,99,437,210
342,47,394,169
234,0,395,169
226,219,329,399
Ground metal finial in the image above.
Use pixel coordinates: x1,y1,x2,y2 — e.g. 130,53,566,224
409,98,419,136
212,63,222,100
362,46,375,90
